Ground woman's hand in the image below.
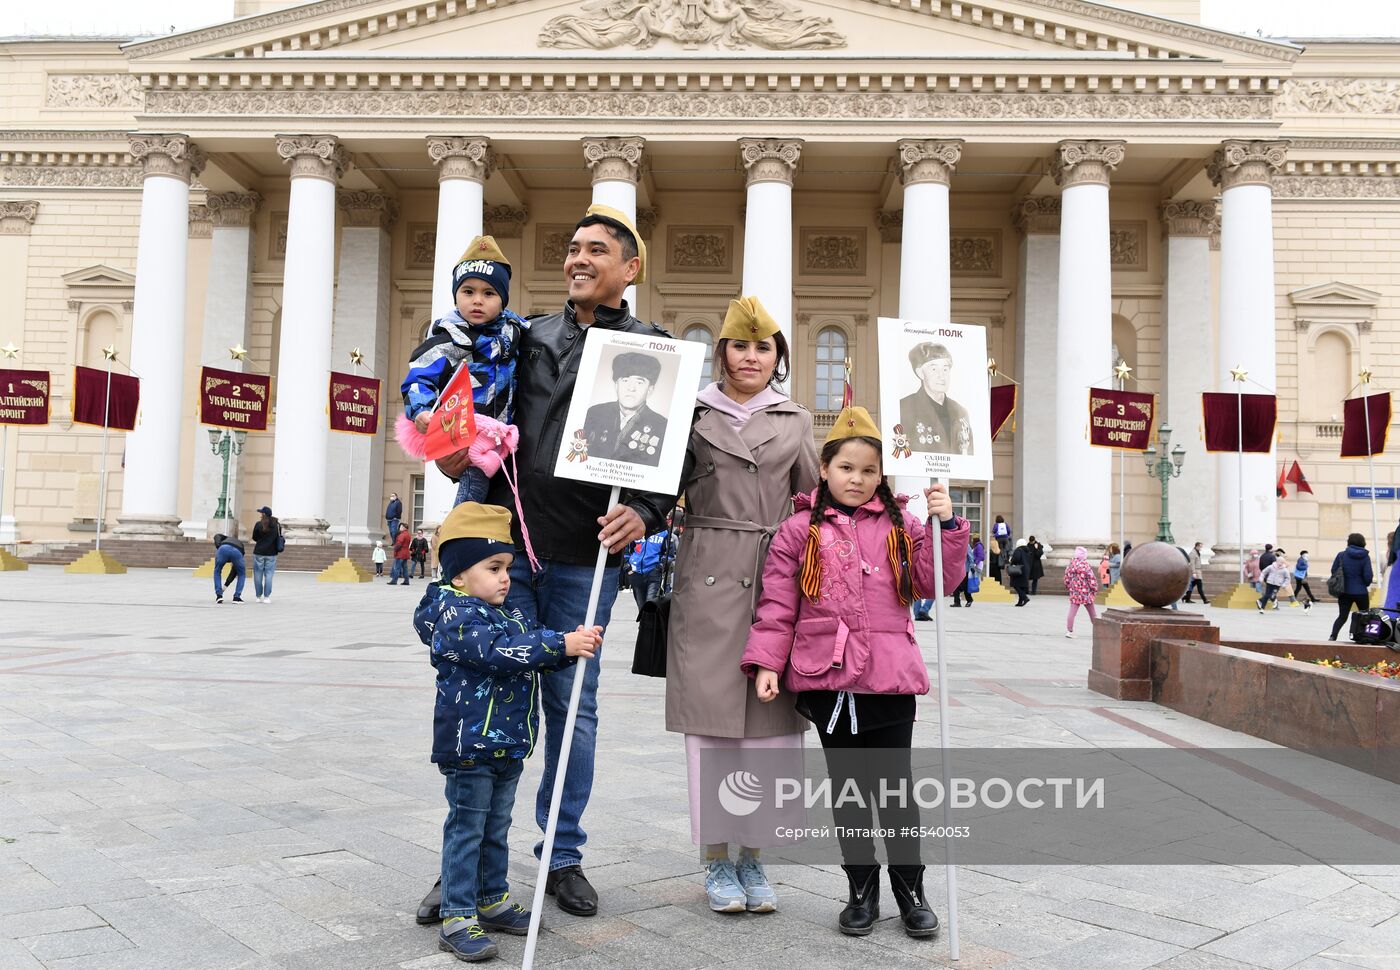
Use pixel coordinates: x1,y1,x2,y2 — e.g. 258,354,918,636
435,448,474,481
924,482,954,523
755,668,780,702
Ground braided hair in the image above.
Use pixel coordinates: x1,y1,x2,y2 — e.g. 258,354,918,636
874,478,918,606
798,478,833,603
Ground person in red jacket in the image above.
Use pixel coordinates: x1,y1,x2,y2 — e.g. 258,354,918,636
389,526,413,586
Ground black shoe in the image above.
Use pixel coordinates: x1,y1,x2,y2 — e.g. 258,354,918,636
950,602,961,609
545,865,598,917
839,865,879,936
416,877,442,925
387,580,398,585
889,866,940,939
232,596,244,603
915,613,932,621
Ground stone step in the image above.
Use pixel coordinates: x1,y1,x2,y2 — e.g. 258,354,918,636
22,538,384,572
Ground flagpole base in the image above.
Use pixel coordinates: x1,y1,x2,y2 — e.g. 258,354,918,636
0,548,28,571
1210,582,1261,610
65,549,127,574
112,513,184,538
318,557,374,584
973,579,1016,603
1095,582,1138,608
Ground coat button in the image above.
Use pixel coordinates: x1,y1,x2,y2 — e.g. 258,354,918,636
746,463,757,473
705,576,716,586
741,578,752,588
707,463,715,473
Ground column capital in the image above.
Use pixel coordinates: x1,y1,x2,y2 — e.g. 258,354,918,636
581,136,645,185
739,138,802,186
129,133,206,184
188,204,212,238
896,139,962,187
426,136,493,182
1208,139,1289,191
1051,140,1125,189
336,189,399,230
876,208,903,244
636,205,660,239
1160,199,1218,238
275,134,351,182
206,191,261,228
0,200,38,235
484,204,529,238
1011,196,1061,235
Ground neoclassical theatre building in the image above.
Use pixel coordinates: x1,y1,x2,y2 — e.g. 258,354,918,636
0,0,1397,557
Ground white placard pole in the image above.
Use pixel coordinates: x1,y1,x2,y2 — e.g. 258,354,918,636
1233,373,1246,586
96,361,115,555
522,483,620,970
1360,378,1382,588
926,477,960,961
342,360,359,561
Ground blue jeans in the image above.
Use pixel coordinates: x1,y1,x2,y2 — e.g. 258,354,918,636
253,555,277,598
912,598,933,617
454,467,491,506
214,547,245,599
388,518,401,540
439,758,524,919
505,556,619,870
390,559,409,582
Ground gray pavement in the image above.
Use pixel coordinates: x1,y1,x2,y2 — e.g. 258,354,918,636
2,567,1397,970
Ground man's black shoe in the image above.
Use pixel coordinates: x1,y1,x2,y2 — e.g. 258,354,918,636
545,865,598,916
416,877,442,925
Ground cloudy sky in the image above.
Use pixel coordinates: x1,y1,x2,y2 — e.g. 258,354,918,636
1,0,1398,40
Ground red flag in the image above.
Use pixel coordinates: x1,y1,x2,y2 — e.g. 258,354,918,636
841,357,853,410
1088,387,1156,451
1341,392,1391,458
1276,465,1288,499
401,363,476,461
1286,460,1314,495
1202,392,1277,453
72,365,139,431
990,384,1017,441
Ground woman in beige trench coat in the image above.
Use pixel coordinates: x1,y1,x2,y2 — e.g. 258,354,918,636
667,297,819,915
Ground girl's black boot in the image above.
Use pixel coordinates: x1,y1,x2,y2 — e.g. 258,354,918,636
889,865,940,938
838,865,880,936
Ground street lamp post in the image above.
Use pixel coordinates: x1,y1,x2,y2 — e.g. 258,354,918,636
207,428,247,522
1142,423,1186,545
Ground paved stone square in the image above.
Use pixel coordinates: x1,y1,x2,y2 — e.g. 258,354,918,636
2,567,1398,969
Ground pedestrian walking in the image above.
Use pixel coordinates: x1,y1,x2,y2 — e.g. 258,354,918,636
951,544,976,607
1330,534,1375,641
1027,535,1045,595
1293,550,1316,610
410,529,430,578
1008,538,1031,606
1259,554,1291,613
389,526,412,586
1063,547,1100,638
1244,550,1262,593
1183,541,1207,603
1108,543,1123,586
249,506,282,603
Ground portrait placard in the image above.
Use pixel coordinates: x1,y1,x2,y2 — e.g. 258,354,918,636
553,328,704,494
199,366,270,431
877,317,992,481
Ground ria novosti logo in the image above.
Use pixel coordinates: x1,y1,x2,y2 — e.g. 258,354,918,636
716,770,764,816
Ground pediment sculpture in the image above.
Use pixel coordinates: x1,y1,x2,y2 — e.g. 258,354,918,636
539,0,846,51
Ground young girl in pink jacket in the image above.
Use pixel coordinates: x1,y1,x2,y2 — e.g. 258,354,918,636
740,406,968,942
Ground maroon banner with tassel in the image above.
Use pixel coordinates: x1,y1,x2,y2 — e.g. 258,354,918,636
1088,387,1155,451
1202,392,1277,453
1341,391,1391,458
990,384,1016,441
0,368,50,425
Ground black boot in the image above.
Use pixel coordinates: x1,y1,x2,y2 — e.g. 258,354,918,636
889,865,940,938
839,865,879,936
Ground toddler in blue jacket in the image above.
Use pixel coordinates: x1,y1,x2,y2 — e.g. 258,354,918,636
414,502,602,962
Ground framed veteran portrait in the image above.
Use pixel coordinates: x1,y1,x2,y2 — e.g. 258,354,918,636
554,328,705,494
877,317,993,481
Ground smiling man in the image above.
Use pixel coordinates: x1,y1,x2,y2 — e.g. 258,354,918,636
420,204,675,925
583,352,668,465
898,341,973,456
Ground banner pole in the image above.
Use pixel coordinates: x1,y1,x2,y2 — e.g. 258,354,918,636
0,424,8,550
523,484,620,970
1118,373,1125,554
344,360,357,561
96,360,114,555
1363,389,1381,586
927,475,960,961
1235,383,1244,585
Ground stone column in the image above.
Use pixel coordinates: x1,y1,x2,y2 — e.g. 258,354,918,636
326,190,397,545
1161,200,1219,551
184,192,259,539
116,134,206,537
1051,140,1124,549
270,134,350,543
1209,140,1287,552
1011,196,1061,541
739,139,802,358
422,137,492,528
583,137,645,310
0,201,37,543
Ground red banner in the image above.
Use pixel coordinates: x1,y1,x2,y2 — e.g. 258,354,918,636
199,366,270,431
1341,391,1391,458
0,368,51,425
1202,392,1277,453
990,384,1016,441
328,372,383,436
72,365,139,431
406,364,478,460
1088,387,1155,451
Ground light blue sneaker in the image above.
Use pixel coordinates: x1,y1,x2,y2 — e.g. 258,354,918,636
439,916,498,962
704,859,747,913
735,851,778,913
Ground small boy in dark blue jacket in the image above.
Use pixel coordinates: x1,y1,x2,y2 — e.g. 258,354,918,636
415,502,601,962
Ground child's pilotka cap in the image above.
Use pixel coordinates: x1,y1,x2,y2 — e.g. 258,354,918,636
452,235,512,308
437,502,515,582
824,405,881,446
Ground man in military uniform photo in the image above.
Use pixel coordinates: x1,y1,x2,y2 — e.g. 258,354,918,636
583,351,669,465
898,341,974,455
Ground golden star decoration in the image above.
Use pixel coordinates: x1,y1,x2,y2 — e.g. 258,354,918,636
0,342,18,360
101,345,118,362
228,343,248,361
349,348,365,366
1114,360,1133,382
1229,364,1248,383
1359,368,1373,385
987,358,998,377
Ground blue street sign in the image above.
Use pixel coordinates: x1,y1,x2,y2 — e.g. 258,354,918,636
1349,486,1397,500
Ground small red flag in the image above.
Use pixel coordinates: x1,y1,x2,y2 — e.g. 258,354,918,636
72,365,139,431
1276,465,1288,499
1286,460,1314,495
841,358,853,410
402,363,476,461
1341,392,1391,458
990,384,1017,441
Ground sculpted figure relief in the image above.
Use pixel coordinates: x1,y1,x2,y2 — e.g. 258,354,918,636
539,0,845,51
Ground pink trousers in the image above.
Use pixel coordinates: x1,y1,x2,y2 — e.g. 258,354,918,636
1067,601,1099,632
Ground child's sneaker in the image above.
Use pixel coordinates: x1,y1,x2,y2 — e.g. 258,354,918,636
478,895,530,935
704,859,747,913
735,851,778,913
439,916,497,962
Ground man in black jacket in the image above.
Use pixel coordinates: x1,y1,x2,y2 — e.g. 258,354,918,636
423,204,672,924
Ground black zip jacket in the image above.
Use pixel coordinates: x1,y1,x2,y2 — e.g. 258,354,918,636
485,301,677,566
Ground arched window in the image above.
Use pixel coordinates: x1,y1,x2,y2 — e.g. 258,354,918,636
1313,331,1351,420
684,324,714,388
80,309,119,369
1110,315,1138,378
814,326,847,412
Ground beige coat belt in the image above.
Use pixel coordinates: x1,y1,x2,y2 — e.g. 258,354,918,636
683,514,782,617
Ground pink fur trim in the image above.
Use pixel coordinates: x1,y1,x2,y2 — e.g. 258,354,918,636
395,412,518,476
395,413,431,459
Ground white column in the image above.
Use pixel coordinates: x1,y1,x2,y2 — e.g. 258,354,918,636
1210,140,1287,551
270,134,350,543
421,138,492,528
115,135,205,537
1011,197,1062,541
185,191,259,539
1161,200,1220,552
1051,140,1124,548
0,201,37,543
739,139,802,356
895,139,962,518
583,137,645,310
326,190,397,545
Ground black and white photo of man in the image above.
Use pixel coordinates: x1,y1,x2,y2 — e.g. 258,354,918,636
583,351,669,466
898,341,974,455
